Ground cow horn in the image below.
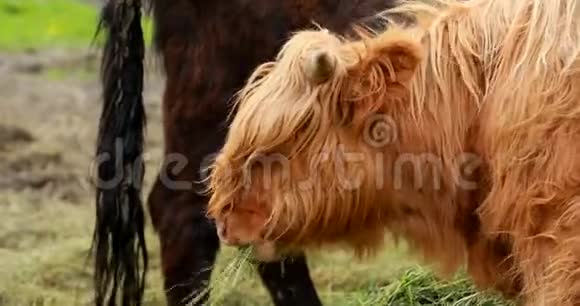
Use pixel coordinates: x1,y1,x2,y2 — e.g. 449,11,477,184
304,50,336,84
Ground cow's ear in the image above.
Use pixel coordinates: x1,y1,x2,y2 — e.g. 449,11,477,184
351,31,422,84
339,31,422,124
376,37,422,84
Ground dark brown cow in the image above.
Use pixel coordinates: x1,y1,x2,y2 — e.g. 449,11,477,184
92,1,396,305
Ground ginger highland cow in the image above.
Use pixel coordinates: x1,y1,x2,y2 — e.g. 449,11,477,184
208,0,580,304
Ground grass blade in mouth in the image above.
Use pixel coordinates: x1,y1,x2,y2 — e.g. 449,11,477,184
187,247,255,306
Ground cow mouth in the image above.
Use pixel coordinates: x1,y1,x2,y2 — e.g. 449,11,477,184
213,204,282,262
216,223,280,262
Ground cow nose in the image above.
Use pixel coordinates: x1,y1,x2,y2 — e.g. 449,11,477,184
216,222,248,247
216,223,231,244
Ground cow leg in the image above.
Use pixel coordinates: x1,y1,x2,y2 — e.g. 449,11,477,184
256,254,322,306
465,234,522,298
148,177,220,306
487,194,580,306
515,225,580,306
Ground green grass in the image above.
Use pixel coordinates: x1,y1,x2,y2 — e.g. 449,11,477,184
378,268,514,306
0,197,513,306
0,0,153,51
201,246,514,306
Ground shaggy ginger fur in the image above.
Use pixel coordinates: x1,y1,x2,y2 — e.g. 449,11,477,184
208,0,580,304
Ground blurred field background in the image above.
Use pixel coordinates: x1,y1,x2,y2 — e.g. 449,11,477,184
0,0,512,305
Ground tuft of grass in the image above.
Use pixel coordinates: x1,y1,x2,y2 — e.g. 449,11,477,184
0,0,154,52
192,246,514,306
187,247,256,306
379,267,515,306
